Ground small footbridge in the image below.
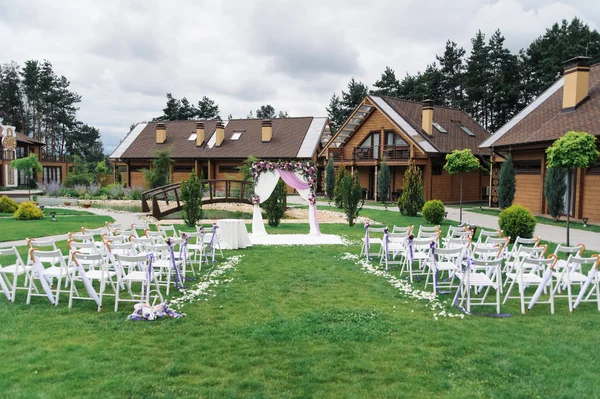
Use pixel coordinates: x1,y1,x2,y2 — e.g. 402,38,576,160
141,179,253,220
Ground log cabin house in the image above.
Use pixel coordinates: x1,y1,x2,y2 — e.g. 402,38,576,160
1,124,71,188
318,96,491,202
480,56,600,221
109,117,330,190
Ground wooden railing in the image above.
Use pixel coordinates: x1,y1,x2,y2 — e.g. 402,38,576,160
329,146,410,162
141,179,254,220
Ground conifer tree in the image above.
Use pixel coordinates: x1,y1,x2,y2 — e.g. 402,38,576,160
498,153,516,209
398,160,425,216
377,161,391,207
334,166,349,208
544,167,567,222
325,157,335,204
371,67,400,96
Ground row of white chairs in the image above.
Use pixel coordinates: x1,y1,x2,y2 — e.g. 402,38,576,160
0,223,225,312
361,224,600,314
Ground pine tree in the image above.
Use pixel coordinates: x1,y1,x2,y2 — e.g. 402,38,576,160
325,157,335,204
436,40,466,107
371,66,400,96
256,104,276,119
143,149,172,188
334,166,349,208
498,153,516,209
180,173,205,227
377,161,391,207
326,93,345,133
398,160,425,216
465,30,491,128
262,180,286,227
197,96,220,119
341,171,363,227
544,167,567,222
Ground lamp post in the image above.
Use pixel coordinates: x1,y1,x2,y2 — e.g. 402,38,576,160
50,211,57,222
583,218,589,228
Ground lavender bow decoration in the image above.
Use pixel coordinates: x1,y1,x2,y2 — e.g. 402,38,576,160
364,222,371,259
383,227,390,269
406,234,414,264
167,238,184,290
209,224,219,262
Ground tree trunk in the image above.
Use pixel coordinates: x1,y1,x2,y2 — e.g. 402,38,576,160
460,175,463,224
566,168,571,246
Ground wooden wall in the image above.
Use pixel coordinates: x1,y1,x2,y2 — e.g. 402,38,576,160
342,108,397,159
582,172,600,221
430,170,482,203
514,174,542,213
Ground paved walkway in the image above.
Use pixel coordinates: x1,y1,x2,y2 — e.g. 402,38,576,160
292,197,600,252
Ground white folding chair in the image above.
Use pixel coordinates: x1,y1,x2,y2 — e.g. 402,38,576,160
360,226,386,260
424,246,463,293
476,229,503,245
69,252,118,311
552,244,585,274
26,238,59,265
503,245,547,274
456,258,504,313
444,225,468,242
0,247,33,302
145,230,167,244
199,226,224,261
157,225,178,238
553,255,599,312
143,243,173,295
382,232,410,270
27,249,74,305
115,254,163,312
503,255,558,314
571,255,600,312
506,236,540,261
392,225,413,234
417,225,440,237
181,231,205,273
400,238,433,282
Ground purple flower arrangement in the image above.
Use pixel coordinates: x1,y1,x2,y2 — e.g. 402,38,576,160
252,159,318,196
251,194,260,204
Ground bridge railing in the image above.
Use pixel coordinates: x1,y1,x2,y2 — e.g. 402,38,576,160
141,179,254,220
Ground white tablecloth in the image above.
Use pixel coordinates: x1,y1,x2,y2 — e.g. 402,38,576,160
216,219,252,249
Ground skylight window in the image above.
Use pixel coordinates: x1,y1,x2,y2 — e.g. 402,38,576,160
231,132,242,140
188,133,197,141
459,125,476,137
432,122,447,133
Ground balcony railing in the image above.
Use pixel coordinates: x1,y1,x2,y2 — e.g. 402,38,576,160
328,146,410,162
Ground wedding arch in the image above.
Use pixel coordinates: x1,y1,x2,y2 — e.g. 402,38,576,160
251,160,321,236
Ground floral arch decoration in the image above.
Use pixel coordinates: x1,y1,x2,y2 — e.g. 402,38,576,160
251,160,320,236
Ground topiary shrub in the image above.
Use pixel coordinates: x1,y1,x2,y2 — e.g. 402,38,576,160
498,204,536,239
422,200,445,225
0,195,18,213
13,201,44,220
262,180,286,227
398,160,424,216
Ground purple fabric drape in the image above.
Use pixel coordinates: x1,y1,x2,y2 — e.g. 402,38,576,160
278,170,321,235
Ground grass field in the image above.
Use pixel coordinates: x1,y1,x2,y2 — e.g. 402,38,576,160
0,208,114,242
1,209,600,398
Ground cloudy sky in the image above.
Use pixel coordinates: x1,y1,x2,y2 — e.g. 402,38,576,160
1,0,597,154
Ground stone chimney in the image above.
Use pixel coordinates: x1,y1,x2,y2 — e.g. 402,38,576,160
156,123,166,144
262,119,272,143
421,99,433,136
195,122,205,146
562,56,591,112
215,121,225,147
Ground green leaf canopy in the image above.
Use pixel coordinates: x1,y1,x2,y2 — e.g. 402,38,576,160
546,131,599,169
444,149,480,174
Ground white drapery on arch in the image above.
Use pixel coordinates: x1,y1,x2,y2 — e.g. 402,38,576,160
252,169,321,236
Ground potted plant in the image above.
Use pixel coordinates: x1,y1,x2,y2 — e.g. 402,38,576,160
64,200,72,206
82,201,92,209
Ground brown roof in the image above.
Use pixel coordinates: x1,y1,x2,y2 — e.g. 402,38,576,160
488,63,600,147
378,96,490,154
15,133,45,145
119,117,318,159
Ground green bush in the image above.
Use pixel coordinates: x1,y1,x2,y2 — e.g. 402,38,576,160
341,171,363,227
334,167,349,208
498,205,536,239
262,180,286,227
422,200,445,225
398,161,424,216
180,174,205,227
13,201,44,220
0,195,18,213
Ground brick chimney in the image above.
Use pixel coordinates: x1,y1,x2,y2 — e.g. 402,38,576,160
262,119,272,143
215,121,225,147
195,122,205,146
421,99,433,136
156,123,166,144
562,56,591,112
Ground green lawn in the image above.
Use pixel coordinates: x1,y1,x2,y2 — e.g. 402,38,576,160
0,209,114,242
1,210,600,397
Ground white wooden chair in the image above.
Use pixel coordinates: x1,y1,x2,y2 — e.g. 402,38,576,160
115,254,163,311
476,229,503,245
360,226,386,260
417,225,440,237
69,252,118,311
400,238,433,282
504,245,547,274
143,243,173,295
553,255,599,312
27,249,74,306
572,255,600,312
424,246,463,293
0,247,32,302
503,255,558,314
506,236,540,260
392,225,413,234
455,258,504,313
199,226,224,261
181,231,206,272
157,225,178,238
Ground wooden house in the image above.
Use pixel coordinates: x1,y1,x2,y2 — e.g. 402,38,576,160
481,56,600,221
318,96,491,202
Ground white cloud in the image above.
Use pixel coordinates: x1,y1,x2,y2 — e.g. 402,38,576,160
0,0,597,153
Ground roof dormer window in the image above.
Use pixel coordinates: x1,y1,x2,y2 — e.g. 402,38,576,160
231,132,243,140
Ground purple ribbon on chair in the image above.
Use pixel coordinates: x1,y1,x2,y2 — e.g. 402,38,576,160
383,227,389,269
167,238,184,289
209,224,219,262
145,253,155,304
406,235,414,264
364,222,371,259
430,241,451,295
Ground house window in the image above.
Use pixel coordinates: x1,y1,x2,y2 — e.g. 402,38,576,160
43,166,62,183
459,125,476,137
432,122,447,133
231,132,243,140
360,132,380,148
129,165,146,172
514,161,541,175
219,165,240,174
432,163,444,175
173,165,194,173
588,161,600,175
385,131,407,146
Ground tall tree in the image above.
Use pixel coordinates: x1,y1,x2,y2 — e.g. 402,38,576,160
498,153,516,209
436,40,466,107
341,78,369,114
157,93,182,121
326,93,345,133
197,96,220,119
371,66,400,96
0,62,25,132
256,104,276,119
465,31,491,128
179,97,197,120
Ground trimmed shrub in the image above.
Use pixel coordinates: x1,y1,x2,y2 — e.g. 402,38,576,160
180,173,205,227
398,161,424,216
377,161,391,205
0,195,18,213
498,205,536,239
325,157,335,203
341,171,363,227
422,200,445,225
13,201,44,220
334,166,349,208
498,153,516,209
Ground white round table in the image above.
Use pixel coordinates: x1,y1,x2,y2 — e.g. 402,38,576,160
216,219,252,249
